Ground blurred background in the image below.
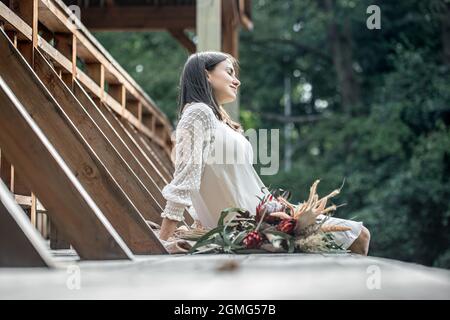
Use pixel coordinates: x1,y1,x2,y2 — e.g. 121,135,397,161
91,0,450,268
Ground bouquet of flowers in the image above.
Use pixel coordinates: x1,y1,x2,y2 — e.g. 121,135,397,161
177,180,351,254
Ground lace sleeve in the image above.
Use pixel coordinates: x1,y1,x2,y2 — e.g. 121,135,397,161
161,103,217,222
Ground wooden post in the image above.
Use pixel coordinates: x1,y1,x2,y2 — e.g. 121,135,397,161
221,0,240,122
30,192,36,227
10,0,38,66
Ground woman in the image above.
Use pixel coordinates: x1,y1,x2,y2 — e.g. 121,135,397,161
159,51,370,255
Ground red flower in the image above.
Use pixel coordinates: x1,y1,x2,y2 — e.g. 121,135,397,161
255,194,285,224
277,219,296,235
243,231,264,249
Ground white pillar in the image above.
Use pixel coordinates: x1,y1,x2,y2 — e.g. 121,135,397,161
196,0,221,52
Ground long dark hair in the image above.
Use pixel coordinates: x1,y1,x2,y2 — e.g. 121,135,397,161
177,51,242,132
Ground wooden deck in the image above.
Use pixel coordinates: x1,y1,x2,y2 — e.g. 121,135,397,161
1,253,449,299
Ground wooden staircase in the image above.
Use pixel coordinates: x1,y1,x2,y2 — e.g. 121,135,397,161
0,0,192,266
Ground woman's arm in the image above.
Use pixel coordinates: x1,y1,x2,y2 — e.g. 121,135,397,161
159,218,179,240
158,103,216,240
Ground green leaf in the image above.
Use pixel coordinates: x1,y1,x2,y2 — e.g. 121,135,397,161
287,238,295,253
218,207,242,227
189,227,221,253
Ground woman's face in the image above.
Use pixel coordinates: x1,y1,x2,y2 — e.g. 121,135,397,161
206,59,241,105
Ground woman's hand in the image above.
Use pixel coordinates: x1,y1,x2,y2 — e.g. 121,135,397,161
159,218,179,240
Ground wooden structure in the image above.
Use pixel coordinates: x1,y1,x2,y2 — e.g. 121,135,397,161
0,0,252,267
63,0,253,58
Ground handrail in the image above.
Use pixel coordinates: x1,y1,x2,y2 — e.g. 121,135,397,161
0,0,173,156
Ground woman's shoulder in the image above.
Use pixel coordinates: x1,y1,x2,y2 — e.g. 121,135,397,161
181,102,217,121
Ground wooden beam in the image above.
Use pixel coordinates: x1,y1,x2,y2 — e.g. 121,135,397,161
238,0,254,31
0,179,55,267
0,149,13,191
168,29,196,54
31,48,166,253
78,6,196,31
0,67,132,260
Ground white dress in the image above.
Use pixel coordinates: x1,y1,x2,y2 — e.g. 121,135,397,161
161,102,362,249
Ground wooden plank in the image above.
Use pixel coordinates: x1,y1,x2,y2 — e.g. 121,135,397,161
0,179,55,267
0,29,132,260
72,81,168,224
30,192,36,227
142,134,176,173
78,5,196,31
38,35,72,72
122,121,174,183
0,149,13,191
31,48,166,253
101,105,170,190
96,105,169,207
116,117,193,225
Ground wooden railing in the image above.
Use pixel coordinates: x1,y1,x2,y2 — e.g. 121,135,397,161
0,0,173,155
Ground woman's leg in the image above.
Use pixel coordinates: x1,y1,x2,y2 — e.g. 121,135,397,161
348,226,371,256
318,214,371,255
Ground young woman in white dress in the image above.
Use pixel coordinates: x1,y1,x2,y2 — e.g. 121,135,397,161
158,52,370,255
